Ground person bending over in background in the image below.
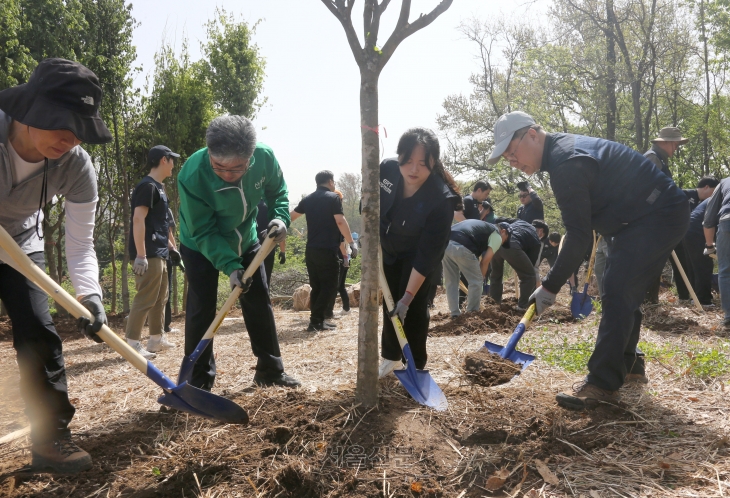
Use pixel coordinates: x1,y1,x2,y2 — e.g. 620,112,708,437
454,180,491,221
378,128,461,378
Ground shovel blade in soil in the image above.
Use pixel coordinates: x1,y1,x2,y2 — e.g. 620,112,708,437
393,369,448,411
483,341,535,370
158,382,249,425
570,291,593,319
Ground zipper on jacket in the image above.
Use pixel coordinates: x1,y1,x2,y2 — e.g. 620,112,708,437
234,228,243,256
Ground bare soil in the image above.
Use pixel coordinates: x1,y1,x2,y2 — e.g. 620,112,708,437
0,284,729,497
463,349,522,387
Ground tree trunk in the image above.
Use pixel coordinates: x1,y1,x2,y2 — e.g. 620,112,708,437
111,105,131,313
700,0,711,175
605,0,617,142
356,69,381,408
109,230,117,314
631,80,643,150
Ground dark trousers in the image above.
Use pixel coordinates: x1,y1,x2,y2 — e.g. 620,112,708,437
489,247,536,308
588,200,689,391
381,258,434,369
180,243,284,390
164,258,173,332
263,245,275,288
0,252,75,444
684,234,714,305
337,262,350,311
305,247,340,325
646,241,691,301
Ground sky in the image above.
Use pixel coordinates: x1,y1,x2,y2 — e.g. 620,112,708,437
130,0,537,202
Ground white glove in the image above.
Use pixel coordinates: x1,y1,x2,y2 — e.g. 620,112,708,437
704,244,716,256
267,219,287,244
133,256,148,276
528,286,556,315
350,242,358,259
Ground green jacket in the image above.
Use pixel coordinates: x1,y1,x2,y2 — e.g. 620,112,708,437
178,144,290,275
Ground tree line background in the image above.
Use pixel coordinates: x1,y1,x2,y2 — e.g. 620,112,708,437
2,0,730,315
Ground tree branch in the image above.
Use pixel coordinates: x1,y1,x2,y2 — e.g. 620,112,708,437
379,0,453,68
321,0,364,65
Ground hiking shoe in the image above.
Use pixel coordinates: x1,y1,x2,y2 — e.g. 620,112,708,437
378,359,404,379
556,382,621,410
32,435,92,474
253,371,302,388
324,321,337,329
307,322,327,332
147,334,176,352
624,373,649,384
130,341,156,360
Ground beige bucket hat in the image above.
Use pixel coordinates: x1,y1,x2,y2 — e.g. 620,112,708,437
652,127,689,145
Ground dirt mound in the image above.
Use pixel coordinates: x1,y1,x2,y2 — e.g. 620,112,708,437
463,349,521,386
430,297,521,336
643,307,699,332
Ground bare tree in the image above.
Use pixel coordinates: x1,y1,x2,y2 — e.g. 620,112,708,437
321,0,453,407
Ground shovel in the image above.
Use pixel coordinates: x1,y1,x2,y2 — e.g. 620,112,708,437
379,250,448,411
570,233,600,319
482,303,536,371
177,230,277,385
0,224,248,424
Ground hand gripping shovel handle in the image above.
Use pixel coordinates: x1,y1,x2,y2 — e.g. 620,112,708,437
0,224,175,391
671,250,704,313
178,230,278,384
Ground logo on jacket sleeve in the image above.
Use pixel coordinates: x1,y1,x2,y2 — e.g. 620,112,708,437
380,179,393,194
255,176,266,189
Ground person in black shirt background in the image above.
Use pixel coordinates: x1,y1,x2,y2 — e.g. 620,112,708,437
378,128,462,378
516,181,544,223
255,199,287,287
291,171,357,332
454,180,492,221
126,145,180,357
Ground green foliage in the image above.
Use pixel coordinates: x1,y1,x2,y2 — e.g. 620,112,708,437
639,339,730,380
523,335,594,374
202,8,266,118
0,0,35,89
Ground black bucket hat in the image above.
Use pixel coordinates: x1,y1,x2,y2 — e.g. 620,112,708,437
0,58,112,144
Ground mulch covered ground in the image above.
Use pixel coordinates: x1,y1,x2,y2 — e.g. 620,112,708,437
1,281,729,497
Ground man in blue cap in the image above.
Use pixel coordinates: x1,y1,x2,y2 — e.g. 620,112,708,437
488,111,689,410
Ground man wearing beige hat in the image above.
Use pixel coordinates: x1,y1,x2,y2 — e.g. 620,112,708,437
644,127,689,178
644,127,690,303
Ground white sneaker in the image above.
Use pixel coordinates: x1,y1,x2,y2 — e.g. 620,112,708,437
340,309,351,315
378,359,404,379
166,327,181,334
147,334,176,353
131,341,156,360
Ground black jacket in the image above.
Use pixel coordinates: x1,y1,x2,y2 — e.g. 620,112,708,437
380,158,460,276
450,220,499,257
540,133,687,294
516,191,544,224
503,220,542,264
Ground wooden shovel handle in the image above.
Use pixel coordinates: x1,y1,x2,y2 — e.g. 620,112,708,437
671,250,704,313
0,223,148,373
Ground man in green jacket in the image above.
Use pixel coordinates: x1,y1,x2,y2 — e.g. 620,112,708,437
178,115,300,389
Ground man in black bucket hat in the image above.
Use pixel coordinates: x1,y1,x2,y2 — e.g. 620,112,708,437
0,58,112,474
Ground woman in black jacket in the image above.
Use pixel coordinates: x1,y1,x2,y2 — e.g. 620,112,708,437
379,128,462,377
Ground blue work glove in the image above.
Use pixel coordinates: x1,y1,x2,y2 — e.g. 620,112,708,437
390,291,414,323
267,219,288,244
77,294,106,343
133,256,148,276
229,269,253,293
528,286,556,315
704,244,716,257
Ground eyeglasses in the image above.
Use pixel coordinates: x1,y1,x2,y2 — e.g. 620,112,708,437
503,132,527,161
518,193,529,198
210,156,251,175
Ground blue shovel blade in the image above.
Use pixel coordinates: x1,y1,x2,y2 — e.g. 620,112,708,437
158,382,249,425
570,292,594,319
393,343,448,411
483,340,535,370
393,368,448,411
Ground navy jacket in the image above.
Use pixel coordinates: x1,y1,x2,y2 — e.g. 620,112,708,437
703,177,730,229
516,191,544,224
503,219,542,264
541,133,687,293
380,158,460,276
